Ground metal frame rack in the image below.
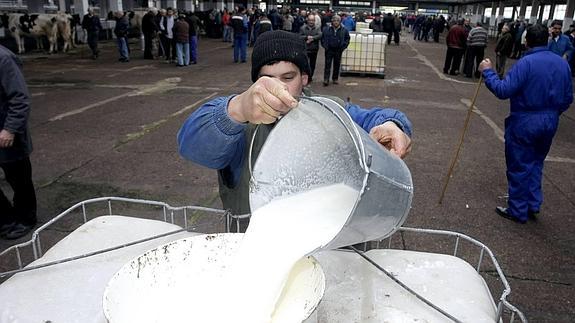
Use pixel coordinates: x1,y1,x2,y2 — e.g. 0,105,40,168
0,197,526,322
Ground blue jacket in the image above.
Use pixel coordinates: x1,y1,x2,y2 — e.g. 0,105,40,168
548,34,573,58
482,46,573,114
178,96,412,186
342,16,355,31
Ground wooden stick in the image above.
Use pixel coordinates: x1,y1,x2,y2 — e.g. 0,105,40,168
438,74,483,204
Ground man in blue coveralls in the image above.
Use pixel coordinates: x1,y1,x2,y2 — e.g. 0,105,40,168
177,30,412,224
479,24,573,224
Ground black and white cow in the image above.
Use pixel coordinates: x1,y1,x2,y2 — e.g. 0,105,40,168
8,13,59,53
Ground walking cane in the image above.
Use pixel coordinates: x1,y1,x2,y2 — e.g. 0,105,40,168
438,73,483,205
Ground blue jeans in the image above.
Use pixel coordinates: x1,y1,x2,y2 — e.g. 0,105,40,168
117,37,129,60
189,35,198,63
223,25,232,42
233,33,247,62
176,42,190,66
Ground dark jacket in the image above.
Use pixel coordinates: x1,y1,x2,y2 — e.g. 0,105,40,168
321,25,350,51
369,18,384,32
495,31,513,56
173,19,189,43
82,14,101,33
231,13,248,34
257,18,273,36
141,12,158,34
382,14,395,33
185,14,200,36
300,24,322,53
0,45,32,163
114,15,129,38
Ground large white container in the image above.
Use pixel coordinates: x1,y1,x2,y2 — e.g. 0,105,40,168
341,32,386,75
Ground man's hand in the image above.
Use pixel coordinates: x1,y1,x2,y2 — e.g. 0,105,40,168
228,76,299,124
0,129,15,148
478,58,492,72
369,121,412,159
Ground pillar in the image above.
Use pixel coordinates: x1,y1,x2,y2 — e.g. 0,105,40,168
490,1,497,26
518,0,527,18
529,0,539,23
166,0,177,9
58,0,66,12
538,4,545,22
109,0,123,12
548,3,555,21
474,4,483,24
415,2,419,13
372,0,376,14
497,1,505,24
73,0,89,14
564,0,575,32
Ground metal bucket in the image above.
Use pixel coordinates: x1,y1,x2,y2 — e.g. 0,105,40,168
249,96,413,250
103,233,325,323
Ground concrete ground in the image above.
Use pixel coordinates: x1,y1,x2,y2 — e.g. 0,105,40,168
0,31,574,322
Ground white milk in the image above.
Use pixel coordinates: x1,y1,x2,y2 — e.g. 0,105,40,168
194,183,359,323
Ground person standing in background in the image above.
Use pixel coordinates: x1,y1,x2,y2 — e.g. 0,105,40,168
114,11,130,63
81,8,102,60
231,6,249,63
300,13,322,83
321,15,350,86
548,20,574,59
173,13,190,67
464,22,488,78
495,24,514,78
0,44,37,240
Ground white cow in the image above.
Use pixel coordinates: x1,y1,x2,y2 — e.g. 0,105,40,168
46,13,75,52
8,13,59,54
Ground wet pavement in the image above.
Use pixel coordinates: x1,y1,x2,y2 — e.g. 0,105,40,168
0,32,574,322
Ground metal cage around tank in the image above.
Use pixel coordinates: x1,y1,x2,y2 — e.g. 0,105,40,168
0,197,526,323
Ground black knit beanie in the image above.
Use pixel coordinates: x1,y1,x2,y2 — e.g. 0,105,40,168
251,30,311,82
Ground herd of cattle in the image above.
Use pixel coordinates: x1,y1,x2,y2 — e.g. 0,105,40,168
0,11,146,54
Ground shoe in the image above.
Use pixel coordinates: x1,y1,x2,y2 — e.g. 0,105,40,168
323,80,329,86
449,71,459,76
240,60,247,63
2,222,35,240
191,61,197,64
495,207,527,224
332,80,339,85
176,64,184,67
528,210,540,221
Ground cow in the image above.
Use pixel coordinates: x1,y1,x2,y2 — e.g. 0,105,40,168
8,13,59,54
46,13,75,51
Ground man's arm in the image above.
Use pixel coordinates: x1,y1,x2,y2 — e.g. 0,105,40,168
479,58,526,99
346,104,412,158
346,103,412,136
177,96,247,170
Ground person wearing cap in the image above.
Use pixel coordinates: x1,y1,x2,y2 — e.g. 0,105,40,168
478,24,572,224
177,30,412,220
231,6,249,63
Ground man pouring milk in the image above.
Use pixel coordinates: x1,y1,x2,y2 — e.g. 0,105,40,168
177,30,413,220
